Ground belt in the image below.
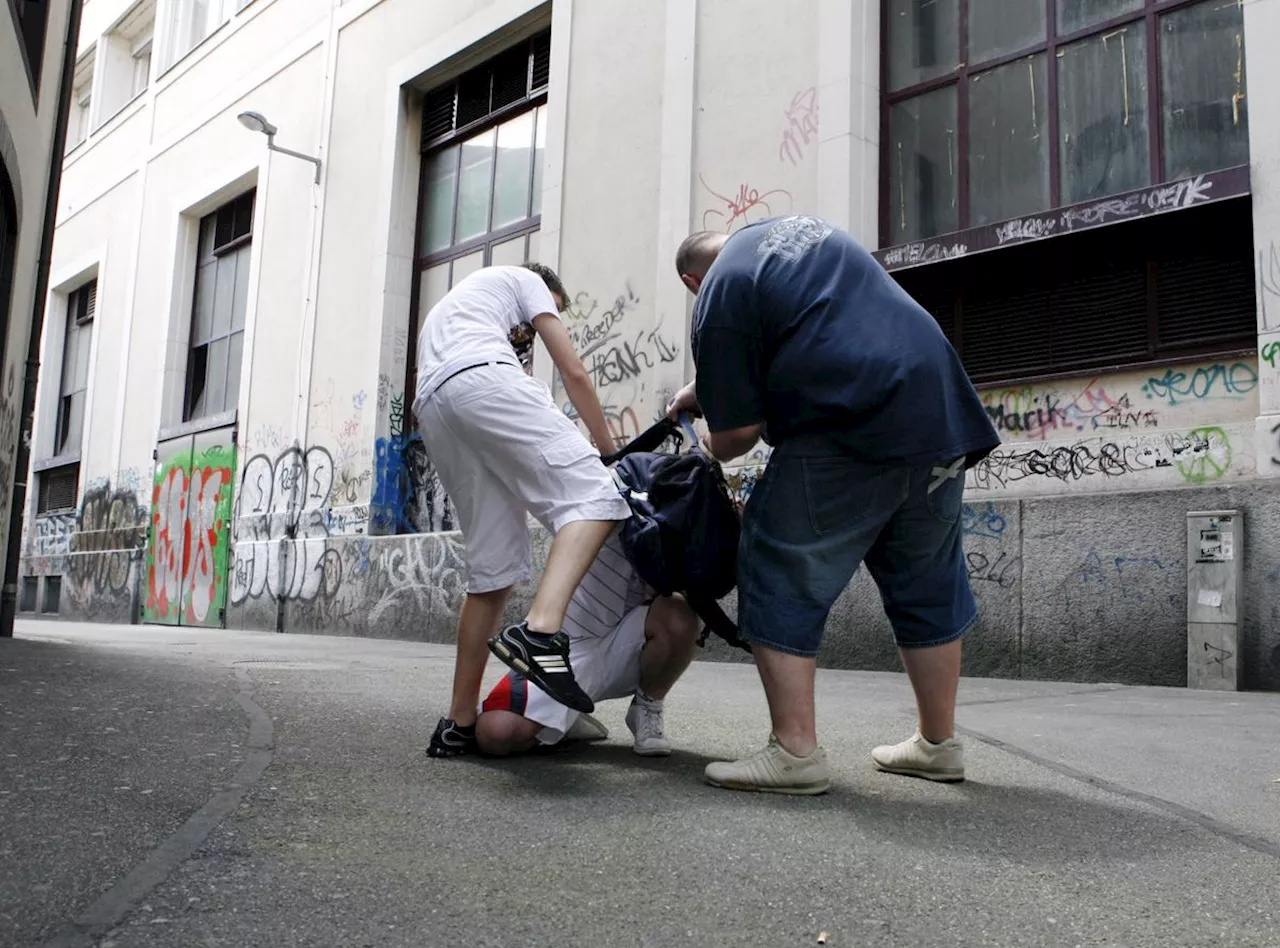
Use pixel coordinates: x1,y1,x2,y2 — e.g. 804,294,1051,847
431,360,519,396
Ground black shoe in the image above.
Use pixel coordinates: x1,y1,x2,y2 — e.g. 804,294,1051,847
487,622,595,713
426,717,476,758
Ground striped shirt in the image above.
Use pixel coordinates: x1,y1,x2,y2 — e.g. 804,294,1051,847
562,530,650,643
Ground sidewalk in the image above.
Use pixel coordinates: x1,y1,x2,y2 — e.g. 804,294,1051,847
2,620,1277,948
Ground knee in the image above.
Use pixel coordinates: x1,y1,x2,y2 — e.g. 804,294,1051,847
475,711,537,757
650,595,703,647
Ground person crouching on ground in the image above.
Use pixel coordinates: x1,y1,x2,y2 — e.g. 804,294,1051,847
475,525,702,757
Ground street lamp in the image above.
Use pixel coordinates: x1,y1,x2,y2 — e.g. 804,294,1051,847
237,110,322,184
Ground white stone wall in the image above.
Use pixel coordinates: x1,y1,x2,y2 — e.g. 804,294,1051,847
25,0,1280,633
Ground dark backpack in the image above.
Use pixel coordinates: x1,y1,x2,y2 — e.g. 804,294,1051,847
603,417,751,652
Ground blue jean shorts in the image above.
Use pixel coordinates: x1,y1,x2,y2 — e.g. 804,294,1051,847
737,437,977,658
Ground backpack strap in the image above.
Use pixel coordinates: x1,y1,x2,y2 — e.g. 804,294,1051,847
684,593,752,654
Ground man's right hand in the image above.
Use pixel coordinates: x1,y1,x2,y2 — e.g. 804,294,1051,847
666,380,701,421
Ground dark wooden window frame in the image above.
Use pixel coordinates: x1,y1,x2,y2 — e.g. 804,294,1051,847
403,28,551,427
878,0,1248,258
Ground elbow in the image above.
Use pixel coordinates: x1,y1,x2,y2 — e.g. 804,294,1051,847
560,365,592,389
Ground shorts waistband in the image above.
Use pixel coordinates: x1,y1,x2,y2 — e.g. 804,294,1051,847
431,360,520,396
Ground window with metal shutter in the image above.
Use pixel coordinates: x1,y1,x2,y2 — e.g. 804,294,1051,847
419,27,551,152
530,30,550,89
37,464,79,514
1155,253,1257,350
886,196,1257,385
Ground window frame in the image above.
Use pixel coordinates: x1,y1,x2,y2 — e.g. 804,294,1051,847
403,28,552,422
182,190,254,423
54,280,96,457
878,0,1250,254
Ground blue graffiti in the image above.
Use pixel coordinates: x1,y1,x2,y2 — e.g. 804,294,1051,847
962,502,1006,539
371,431,418,533
1141,363,1257,406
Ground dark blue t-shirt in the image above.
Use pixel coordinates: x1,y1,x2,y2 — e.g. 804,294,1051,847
691,215,1000,467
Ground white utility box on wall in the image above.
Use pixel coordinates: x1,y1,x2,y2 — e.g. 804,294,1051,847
1186,510,1243,691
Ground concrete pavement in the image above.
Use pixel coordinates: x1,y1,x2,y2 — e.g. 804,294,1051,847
2,620,1278,947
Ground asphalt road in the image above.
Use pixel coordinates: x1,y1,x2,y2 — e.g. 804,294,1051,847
2,620,1278,948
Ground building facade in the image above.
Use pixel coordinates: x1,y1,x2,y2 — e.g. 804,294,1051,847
19,0,1280,689
2,0,81,633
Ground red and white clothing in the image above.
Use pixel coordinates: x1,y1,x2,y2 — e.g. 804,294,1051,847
482,530,652,743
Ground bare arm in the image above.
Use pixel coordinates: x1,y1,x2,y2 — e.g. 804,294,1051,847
533,313,617,452
704,423,764,463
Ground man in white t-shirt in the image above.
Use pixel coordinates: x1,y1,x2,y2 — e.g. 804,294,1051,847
413,263,633,758
475,529,702,757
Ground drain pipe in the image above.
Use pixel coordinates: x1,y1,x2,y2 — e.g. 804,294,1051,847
0,0,85,637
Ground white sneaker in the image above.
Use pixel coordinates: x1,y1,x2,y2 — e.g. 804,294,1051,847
871,729,964,782
565,713,609,742
625,693,671,756
704,736,830,795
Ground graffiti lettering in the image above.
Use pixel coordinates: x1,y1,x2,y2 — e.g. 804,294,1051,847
68,483,148,619
231,446,342,605
1260,242,1280,331
996,217,1056,245
1141,363,1257,406
779,87,819,166
1262,341,1280,370
961,503,1006,539
969,429,1232,489
966,551,1019,589
699,174,793,234
880,241,968,268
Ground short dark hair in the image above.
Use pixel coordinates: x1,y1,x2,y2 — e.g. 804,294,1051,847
675,231,723,279
523,262,568,311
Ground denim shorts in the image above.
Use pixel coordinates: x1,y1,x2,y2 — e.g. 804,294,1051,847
737,437,978,658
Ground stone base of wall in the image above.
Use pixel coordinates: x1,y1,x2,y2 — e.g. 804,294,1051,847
23,481,1280,691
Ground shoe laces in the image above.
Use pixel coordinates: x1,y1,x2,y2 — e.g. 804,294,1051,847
634,699,664,737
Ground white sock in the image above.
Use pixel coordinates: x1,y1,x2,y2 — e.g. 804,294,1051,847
636,688,663,707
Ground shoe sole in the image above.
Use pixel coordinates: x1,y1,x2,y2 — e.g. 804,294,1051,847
632,744,672,757
872,761,964,782
488,637,595,713
703,775,829,795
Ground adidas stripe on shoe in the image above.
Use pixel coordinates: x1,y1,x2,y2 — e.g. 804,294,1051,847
488,622,595,713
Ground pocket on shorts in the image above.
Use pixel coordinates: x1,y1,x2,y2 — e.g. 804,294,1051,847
802,457,887,539
924,458,965,524
540,432,599,467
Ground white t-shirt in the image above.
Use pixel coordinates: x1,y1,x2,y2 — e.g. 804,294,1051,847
414,265,559,411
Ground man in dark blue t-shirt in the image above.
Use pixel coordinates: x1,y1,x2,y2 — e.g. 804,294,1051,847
667,215,1000,795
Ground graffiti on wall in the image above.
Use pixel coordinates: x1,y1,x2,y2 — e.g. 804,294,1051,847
778,87,819,166
370,390,455,535
231,445,341,606
699,174,793,234
0,366,18,517
982,362,1257,443
1259,241,1280,331
969,426,1236,491
65,483,149,619
144,439,236,626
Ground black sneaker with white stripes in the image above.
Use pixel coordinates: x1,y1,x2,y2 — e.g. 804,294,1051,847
487,622,595,713
426,717,477,758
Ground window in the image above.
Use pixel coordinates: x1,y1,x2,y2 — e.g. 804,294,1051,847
66,49,96,151
99,2,155,120
893,197,1258,384
184,191,253,422
55,280,95,456
132,40,153,96
409,27,551,382
160,0,236,71
13,0,50,94
37,464,79,515
882,0,1249,245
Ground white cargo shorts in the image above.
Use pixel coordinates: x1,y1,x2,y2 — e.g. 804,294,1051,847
416,362,631,593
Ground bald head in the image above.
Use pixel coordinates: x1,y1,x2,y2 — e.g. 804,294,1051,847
675,231,728,295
